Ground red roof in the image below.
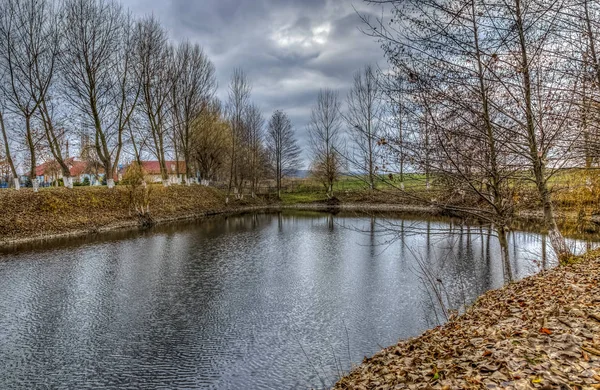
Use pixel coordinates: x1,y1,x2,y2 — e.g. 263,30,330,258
35,158,97,177
139,161,186,175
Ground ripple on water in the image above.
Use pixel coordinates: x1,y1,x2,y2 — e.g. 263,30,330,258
0,212,593,389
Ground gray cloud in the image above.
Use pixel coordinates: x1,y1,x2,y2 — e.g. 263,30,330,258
121,0,386,166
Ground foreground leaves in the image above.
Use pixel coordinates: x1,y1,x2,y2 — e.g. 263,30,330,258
335,253,600,390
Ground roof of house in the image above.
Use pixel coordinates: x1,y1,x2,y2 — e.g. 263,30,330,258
35,158,95,177
139,161,186,175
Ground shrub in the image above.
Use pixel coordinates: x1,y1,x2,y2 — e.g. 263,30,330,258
122,163,154,227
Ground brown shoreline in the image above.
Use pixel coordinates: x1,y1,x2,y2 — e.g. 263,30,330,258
2,187,599,389
0,185,592,251
0,200,442,250
334,252,600,390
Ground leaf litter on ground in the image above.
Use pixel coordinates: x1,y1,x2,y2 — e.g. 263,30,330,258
335,251,600,390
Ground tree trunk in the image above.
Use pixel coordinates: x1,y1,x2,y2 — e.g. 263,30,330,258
106,161,115,189
514,0,570,261
496,226,513,284
63,174,73,189
158,137,169,187
25,116,37,183
0,112,19,190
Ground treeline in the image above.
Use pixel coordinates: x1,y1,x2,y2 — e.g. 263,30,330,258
4,0,598,263
0,0,392,203
362,0,600,261
0,0,307,198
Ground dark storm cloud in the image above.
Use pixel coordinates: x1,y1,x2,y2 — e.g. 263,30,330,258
121,0,386,166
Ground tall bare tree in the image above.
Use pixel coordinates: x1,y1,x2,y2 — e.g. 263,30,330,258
170,41,217,184
134,17,175,186
345,65,383,190
0,0,53,186
506,0,575,260
0,107,18,189
365,0,577,261
309,89,344,198
226,68,252,201
61,0,139,188
0,62,18,189
244,104,265,198
12,0,72,188
266,110,302,199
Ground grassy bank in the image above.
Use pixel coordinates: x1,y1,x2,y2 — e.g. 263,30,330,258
335,253,600,390
2,171,598,248
0,185,265,247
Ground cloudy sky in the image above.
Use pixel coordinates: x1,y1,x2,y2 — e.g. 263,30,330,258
120,0,387,166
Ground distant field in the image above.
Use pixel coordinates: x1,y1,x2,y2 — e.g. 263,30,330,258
276,169,600,212
278,174,429,204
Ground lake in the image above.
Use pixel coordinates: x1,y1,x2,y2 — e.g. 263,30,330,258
0,211,595,389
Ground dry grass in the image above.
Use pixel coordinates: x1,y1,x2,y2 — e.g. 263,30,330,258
0,185,249,244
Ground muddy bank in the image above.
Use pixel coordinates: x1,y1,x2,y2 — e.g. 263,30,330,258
335,252,600,390
0,186,260,249
0,185,448,249
0,185,592,249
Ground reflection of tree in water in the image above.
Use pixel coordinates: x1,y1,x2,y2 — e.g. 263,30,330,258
340,215,471,327
387,219,518,327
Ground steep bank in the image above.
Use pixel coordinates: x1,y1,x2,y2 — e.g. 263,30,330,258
335,253,600,390
0,186,264,247
0,185,460,248
1,185,595,249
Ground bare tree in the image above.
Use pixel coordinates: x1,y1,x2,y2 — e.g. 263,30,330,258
226,68,252,202
0,62,18,189
135,16,174,186
244,104,265,198
364,0,576,261
266,110,302,199
171,41,217,184
309,89,344,198
16,0,74,189
0,107,18,189
0,0,54,187
345,65,383,190
61,0,139,188
506,0,574,260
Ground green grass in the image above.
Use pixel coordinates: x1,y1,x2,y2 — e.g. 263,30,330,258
279,192,326,205
283,174,430,195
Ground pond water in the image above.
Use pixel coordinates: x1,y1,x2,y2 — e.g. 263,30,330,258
0,211,596,389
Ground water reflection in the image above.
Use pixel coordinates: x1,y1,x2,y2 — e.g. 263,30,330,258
0,211,597,389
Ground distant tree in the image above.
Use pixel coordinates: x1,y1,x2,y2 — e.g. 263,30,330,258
226,68,252,201
266,110,302,199
243,104,265,198
170,41,217,184
191,100,231,182
135,16,174,187
309,89,344,198
345,65,383,190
